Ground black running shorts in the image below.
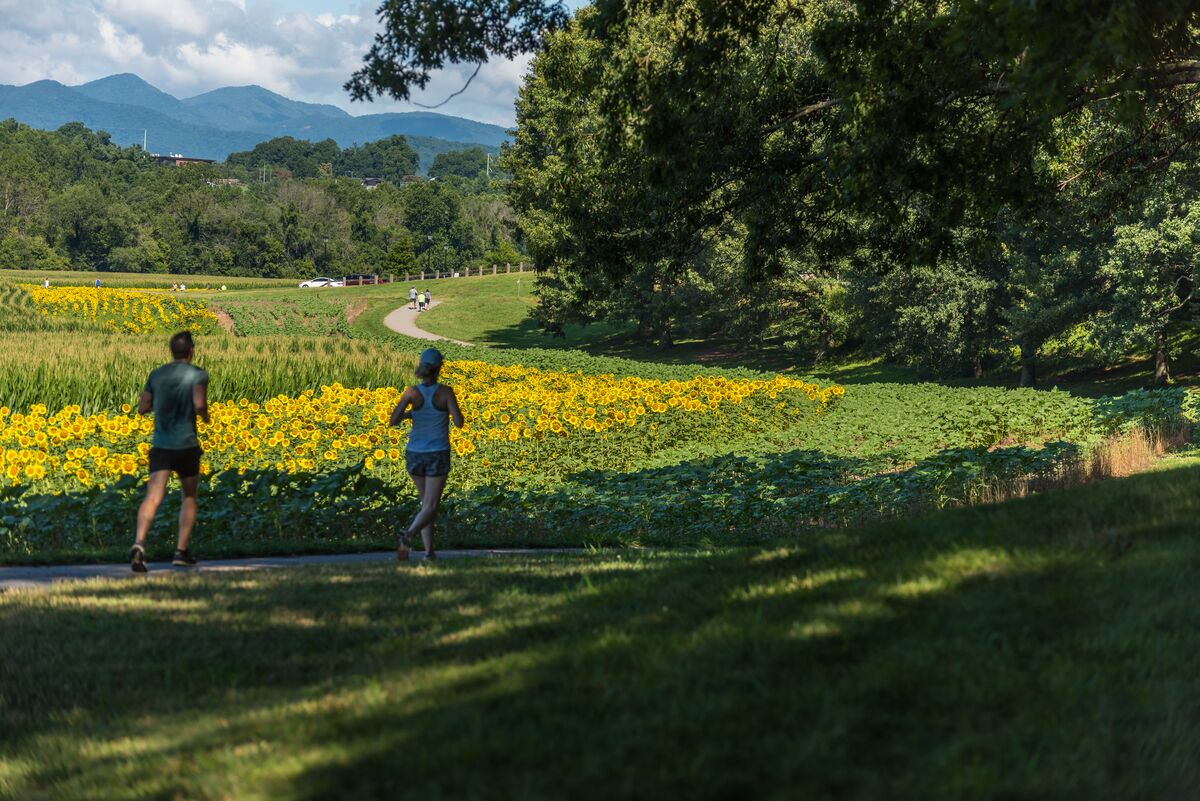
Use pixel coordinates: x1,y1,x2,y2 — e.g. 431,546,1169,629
148,446,203,479
405,449,451,477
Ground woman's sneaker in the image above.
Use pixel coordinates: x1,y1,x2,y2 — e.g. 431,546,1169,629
172,549,197,567
130,544,147,573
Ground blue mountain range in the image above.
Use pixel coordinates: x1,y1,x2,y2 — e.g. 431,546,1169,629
0,73,509,170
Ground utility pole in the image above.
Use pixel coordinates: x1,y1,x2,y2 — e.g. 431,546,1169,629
142,130,147,152
486,152,491,179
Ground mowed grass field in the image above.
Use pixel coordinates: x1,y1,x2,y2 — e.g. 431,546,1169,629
4,461,1200,800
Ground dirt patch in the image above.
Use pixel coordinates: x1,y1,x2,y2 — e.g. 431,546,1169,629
345,299,369,325
211,307,236,334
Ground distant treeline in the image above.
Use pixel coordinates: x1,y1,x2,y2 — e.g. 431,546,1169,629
0,120,523,279
226,136,419,183
226,137,498,184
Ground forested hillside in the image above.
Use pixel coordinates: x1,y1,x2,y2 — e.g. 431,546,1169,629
0,120,522,279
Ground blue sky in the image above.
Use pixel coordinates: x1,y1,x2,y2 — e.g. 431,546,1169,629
0,0,592,125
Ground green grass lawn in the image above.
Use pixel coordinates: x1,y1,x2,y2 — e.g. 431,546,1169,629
4,460,1200,799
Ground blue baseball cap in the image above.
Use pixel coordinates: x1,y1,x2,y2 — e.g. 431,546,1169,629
419,348,445,367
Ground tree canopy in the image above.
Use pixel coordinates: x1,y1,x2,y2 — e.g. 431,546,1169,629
429,147,489,180
438,0,1200,381
226,135,419,182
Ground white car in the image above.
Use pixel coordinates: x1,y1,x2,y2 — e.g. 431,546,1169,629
298,277,343,288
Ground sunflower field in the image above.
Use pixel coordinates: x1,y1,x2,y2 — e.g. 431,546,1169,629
23,285,216,334
0,364,840,493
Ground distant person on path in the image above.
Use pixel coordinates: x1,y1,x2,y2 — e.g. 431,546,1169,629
94,278,101,289
41,278,49,289
418,291,426,312
409,286,417,310
424,289,431,309
130,331,210,573
390,348,464,561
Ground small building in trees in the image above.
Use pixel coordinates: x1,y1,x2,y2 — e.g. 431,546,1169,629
149,153,215,166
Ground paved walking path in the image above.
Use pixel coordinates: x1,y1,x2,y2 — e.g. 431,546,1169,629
383,300,472,346
0,548,581,592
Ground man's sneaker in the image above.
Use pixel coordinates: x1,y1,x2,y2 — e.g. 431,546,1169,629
172,549,197,567
130,544,147,573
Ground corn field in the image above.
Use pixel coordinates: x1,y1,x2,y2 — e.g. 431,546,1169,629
0,332,417,413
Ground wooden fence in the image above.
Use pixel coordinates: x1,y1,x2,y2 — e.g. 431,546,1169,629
342,262,528,286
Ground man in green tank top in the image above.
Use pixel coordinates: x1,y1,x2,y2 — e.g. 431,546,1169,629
130,331,210,573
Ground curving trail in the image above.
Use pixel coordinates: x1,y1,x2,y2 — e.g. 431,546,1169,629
382,300,472,346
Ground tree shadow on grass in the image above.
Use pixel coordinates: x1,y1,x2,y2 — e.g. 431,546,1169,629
480,441,1083,548
5,466,1200,798
288,492,1200,800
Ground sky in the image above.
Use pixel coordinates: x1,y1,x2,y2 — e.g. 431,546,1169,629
0,0,588,126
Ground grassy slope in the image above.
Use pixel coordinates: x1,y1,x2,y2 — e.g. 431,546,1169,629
4,460,1200,800
351,272,1200,391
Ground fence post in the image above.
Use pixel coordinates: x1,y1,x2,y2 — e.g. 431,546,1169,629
519,262,525,273
492,264,497,275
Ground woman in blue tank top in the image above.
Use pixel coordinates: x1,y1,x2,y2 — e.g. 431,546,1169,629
390,348,464,561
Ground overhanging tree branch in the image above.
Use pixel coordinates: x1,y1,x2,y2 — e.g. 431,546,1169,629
411,62,485,109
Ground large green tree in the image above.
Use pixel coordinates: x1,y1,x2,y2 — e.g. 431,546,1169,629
333,136,420,182
226,137,340,178
362,0,1200,377
1096,167,1200,385
429,147,489,180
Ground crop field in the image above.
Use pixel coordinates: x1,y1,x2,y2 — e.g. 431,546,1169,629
0,269,297,290
24,284,217,334
0,274,1195,564
212,294,358,336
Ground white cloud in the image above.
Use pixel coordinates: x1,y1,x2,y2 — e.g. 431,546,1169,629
0,0,527,126
98,0,214,36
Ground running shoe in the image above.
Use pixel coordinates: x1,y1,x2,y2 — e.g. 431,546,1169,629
172,549,197,567
130,544,147,573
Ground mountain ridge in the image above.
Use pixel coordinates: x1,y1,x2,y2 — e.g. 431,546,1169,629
0,74,508,171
